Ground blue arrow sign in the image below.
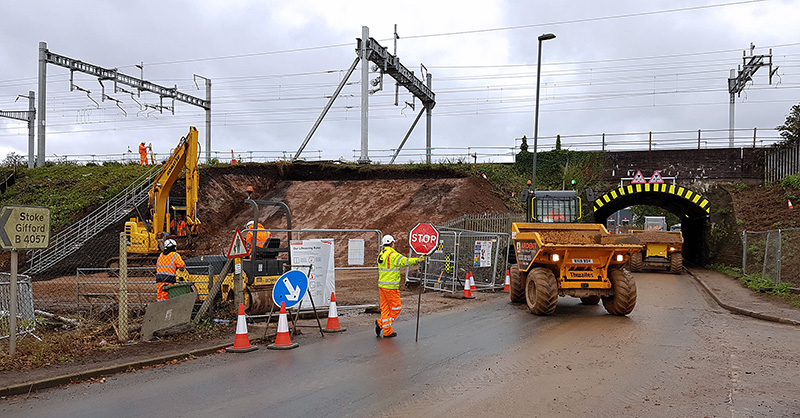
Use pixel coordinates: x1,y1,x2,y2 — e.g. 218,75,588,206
272,270,309,309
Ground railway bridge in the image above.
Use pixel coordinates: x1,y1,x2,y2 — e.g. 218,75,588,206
590,147,768,265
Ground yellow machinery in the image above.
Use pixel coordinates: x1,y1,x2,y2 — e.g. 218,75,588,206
109,127,201,269
510,190,642,315
628,217,683,274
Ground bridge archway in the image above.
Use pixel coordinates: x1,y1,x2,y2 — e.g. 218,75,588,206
593,183,711,264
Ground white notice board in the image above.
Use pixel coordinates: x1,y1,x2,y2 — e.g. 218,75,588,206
348,239,365,265
290,239,336,308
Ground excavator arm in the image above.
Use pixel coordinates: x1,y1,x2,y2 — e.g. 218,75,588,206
148,126,200,237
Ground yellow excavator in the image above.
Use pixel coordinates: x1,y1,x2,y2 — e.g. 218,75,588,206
109,127,201,269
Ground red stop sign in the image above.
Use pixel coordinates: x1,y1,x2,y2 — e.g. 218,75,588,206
409,223,439,255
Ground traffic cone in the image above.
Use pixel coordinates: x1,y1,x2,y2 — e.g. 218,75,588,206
226,303,258,353
323,292,346,333
503,269,511,292
268,301,299,350
469,271,477,293
462,272,474,299
789,199,794,209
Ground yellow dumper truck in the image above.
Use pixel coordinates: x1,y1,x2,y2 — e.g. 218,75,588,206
628,216,683,274
510,190,642,315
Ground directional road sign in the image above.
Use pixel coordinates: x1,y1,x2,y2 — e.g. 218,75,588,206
272,270,309,309
409,223,439,255
0,205,51,250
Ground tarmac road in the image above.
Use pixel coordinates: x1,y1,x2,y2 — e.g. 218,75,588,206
3,271,800,417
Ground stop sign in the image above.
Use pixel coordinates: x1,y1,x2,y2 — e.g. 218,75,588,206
409,223,439,255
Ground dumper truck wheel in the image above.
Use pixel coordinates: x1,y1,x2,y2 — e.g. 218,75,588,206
629,252,643,272
509,265,526,303
526,267,558,315
602,268,637,316
670,252,683,274
580,295,601,305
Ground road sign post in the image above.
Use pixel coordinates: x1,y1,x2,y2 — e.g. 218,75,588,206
0,205,50,356
408,223,438,343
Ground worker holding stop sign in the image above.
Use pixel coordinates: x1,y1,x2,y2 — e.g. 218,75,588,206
375,225,436,339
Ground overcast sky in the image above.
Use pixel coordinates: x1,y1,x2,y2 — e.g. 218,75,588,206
1,0,799,164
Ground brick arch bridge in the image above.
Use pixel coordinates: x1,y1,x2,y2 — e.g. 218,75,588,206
587,147,767,265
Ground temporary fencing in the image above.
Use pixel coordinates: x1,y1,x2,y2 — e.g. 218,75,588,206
406,229,511,294
742,228,800,287
1,273,36,341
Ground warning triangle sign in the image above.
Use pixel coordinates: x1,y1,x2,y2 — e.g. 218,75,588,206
227,228,250,259
631,170,647,184
649,170,664,184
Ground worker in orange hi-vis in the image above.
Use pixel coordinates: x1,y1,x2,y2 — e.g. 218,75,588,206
375,235,424,338
245,220,271,249
155,239,185,301
138,142,149,165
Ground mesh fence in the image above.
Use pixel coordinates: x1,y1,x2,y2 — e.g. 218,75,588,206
407,229,511,293
742,228,800,286
1,273,36,339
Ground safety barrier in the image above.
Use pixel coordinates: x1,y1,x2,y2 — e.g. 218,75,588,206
406,229,511,294
0,273,36,340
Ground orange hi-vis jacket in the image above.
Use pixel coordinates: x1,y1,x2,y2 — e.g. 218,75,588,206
156,251,185,284
246,223,271,248
377,246,421,289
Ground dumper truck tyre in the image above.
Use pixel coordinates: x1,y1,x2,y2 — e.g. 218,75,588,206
580,295,601,305
602,268,637,316
509,265,526,303
669,252,683,274
526,267,558,315
629,252,642,272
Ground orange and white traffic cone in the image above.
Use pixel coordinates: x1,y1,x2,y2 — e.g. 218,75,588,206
503,269,511,292
789,199,794,209
268,301,299,350
323,292,346,333
462,272,474,299
226,303,258,353
469,271,477,293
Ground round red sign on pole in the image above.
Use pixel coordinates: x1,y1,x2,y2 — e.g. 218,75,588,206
409,223,439,255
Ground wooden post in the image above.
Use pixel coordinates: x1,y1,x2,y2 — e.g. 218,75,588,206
118,232,129,342
753,127,757,148
649,131,652,151
234,258,243,307
602,133,605,151
697,129,701,149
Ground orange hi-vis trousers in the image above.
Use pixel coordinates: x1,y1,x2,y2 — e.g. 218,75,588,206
156,282,169,301
379,287,402,336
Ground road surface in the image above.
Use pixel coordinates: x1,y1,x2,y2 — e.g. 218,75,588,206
3,271,799,417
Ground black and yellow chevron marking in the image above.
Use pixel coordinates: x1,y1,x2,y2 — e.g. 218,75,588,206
593,183,710,213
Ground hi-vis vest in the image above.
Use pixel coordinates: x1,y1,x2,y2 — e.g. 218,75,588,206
156,251,185,284
377,246,420,290
247,223,270,248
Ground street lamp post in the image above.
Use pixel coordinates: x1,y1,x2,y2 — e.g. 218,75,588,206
531,33,556,194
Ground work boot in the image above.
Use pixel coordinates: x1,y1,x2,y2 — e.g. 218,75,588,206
375,320,381,337
383,332,397,338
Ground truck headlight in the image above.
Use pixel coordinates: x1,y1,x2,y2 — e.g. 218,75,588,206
669,247,676,252
616,254,624,262
551,254,560,262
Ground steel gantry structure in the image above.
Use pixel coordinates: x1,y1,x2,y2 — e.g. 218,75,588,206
294,26,436,164
36,41,212,166
0,91,35,168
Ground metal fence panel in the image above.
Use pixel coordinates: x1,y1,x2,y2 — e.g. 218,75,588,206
0,273,36,339
743,228,800,286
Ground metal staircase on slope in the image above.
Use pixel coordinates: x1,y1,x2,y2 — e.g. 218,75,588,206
23,165,161,276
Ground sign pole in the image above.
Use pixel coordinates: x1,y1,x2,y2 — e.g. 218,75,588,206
415,251,426,343
234,257,243,307
9,250,17,355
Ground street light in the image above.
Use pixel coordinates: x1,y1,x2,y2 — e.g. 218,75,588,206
531,32,556,194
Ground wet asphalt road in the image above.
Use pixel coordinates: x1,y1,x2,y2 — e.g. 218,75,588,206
3,271,800,417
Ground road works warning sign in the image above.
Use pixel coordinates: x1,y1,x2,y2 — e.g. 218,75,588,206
0,205,51,250
631,170,647,184
227,228,249,258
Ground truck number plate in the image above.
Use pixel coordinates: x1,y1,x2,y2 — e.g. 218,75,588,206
571,258,593,264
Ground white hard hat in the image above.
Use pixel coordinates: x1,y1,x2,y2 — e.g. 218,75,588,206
164,239,177,249
381,235,395,246
246,220,254,227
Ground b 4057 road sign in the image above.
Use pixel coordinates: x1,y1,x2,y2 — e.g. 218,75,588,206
0,205,51,250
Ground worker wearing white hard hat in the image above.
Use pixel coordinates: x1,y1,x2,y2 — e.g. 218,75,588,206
245,220,271,249
155,239,185,301
375,234,424,338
